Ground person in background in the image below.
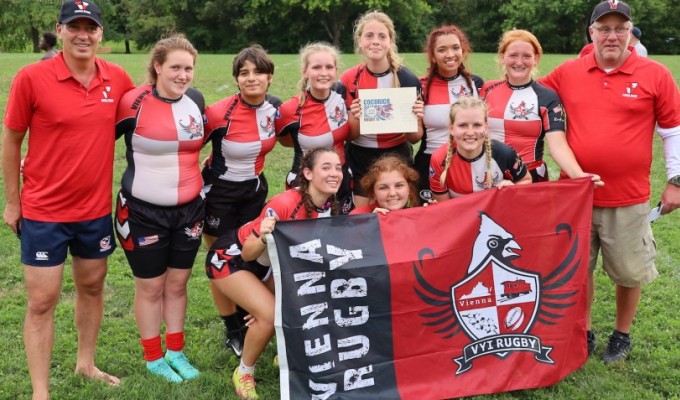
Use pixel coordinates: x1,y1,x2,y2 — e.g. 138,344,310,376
276,42,354,214
2,1,134,398
416,25,483,202
39,32,58,60
630,26,648,57
429,97,531,203
340,10,424,208
202,45,281,359
541,1,680,362
483,29,600,186
350,154,420,214
115,34,205,383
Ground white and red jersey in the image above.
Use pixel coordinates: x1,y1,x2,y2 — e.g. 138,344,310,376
482,79,565,169
204,93,281,182
340,64,421,149
115,85,206,206
420,72,483,155
429,140,527,198
276,83,350,174
541,51,680,207
4,53,134,222
237,189,331,241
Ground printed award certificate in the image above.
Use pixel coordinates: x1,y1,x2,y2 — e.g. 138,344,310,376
359,87,418,134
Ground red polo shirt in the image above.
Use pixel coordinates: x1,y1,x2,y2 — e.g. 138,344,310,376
541,51,680,207
4,52,134,221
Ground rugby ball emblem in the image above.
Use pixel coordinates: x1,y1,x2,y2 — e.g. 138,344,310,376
505,307,524,331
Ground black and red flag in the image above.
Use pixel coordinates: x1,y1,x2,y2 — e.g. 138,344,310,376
269,178,593,399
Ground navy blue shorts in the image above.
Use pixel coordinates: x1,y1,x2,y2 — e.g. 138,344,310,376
202,171,268,237
115,190,205,279
20,215,116,266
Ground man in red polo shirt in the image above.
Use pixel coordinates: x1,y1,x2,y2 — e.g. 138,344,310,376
1,1,134,398
542,0,680,363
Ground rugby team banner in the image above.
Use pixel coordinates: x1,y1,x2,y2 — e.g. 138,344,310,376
269,178,593,399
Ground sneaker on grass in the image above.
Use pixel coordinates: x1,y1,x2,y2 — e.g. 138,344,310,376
165,350,200,380
602,330,631,363
147,358,183,383
233,367,258,400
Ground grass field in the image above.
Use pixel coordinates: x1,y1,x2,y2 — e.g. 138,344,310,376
1,51,679,400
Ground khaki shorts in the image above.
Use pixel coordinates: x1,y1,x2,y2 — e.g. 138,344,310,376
589,203,658,287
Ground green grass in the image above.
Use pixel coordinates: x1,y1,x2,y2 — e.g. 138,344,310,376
1,52,680,399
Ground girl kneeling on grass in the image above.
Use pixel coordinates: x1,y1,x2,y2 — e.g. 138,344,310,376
206,147,343,400
429,97,532,202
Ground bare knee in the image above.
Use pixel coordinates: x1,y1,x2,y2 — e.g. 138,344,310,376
26,291,59,317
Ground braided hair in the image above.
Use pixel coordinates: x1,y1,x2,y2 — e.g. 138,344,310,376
440,97,492,188
296,147,341,216
422,25,474,103
353,10,403,88
296,42,340,109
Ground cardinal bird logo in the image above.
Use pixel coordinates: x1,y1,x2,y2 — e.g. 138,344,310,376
414,212,580,374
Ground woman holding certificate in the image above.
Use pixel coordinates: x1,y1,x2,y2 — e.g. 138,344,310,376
416,25,484,202
340,10,424,208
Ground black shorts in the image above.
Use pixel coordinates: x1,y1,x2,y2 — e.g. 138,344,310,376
205,230,271,281
115,190,205,279
412,150,431,204
203,170,268,236
346,142,413,197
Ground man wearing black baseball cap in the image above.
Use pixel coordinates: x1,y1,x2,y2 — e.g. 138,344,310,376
2,1,134,398
542,0,680,364
59,0,103,27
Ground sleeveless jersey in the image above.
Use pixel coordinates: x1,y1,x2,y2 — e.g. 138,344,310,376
276,83,350,174
482,79,565,169
429,140,527,198
420,73,484,155
340,64,421,148
204,94,282,181
115,85,206,206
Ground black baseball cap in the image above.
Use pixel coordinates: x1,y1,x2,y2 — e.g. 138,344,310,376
590,1,632,24
59,0,103,27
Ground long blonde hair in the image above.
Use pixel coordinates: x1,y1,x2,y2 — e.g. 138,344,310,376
441,97,493,189
353,10,402,88
297,42,340,107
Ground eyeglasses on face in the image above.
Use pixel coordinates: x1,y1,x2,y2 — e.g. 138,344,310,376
591,26,630,37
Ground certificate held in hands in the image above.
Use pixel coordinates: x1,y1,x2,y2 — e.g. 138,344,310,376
359,87,418,134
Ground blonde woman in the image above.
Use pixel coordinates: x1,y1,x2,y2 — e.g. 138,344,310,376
340,10,424,207
429,97,531,202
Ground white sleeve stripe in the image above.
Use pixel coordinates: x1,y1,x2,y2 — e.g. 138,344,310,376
658,125,680,179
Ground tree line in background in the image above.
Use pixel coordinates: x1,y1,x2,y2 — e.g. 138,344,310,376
2,0,679,55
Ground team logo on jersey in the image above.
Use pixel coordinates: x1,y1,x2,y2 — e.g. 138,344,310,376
184,221,204,240
622,82,639,98
475,171,501,190
452,85,472,98
101,86,114,103
329,104,347,127
179,115,204,139
259,115,276,137
414,213,579,374
509,101,535,120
